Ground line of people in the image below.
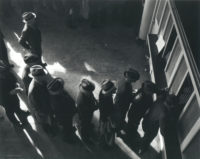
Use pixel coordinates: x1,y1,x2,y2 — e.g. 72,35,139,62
0,12,179,155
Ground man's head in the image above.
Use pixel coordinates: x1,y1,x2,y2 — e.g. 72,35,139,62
164,94,178,110
79,79,95,94
47,78,64,95
24,53,41,67
142,80,157,95
101,79,116,95
30,65,49,84
124,68,140,83
22,12,36,25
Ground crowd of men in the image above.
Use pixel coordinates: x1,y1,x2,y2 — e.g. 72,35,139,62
0,12,179,155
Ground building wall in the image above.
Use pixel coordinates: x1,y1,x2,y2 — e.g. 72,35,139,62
145,0,200,158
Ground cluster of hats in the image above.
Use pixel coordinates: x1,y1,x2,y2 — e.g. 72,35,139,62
22,12,36,24
101,79,116,95
79,79,95,92
124,68,140,81
29,65,65,95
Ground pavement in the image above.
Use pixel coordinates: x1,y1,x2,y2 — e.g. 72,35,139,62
0,8,161,159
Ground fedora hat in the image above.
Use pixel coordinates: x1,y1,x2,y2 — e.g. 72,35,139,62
47,78,64,95
101,79,116,95
22,12,36,23
79,79,95,92
24,53,41,66
124,68,140,81
30,65,47,77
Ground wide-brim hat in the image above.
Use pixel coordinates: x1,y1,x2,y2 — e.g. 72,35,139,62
79,79,95,92
101,79,116,95
22,12,36,23
30,65,47,77
47,78,64,95
124,68,140,81
24,53,41,66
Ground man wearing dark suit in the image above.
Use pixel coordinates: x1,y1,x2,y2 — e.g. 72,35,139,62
114,68,140,132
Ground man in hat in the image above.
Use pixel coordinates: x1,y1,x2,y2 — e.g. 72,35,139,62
0,60,29,127
125,81,158,149
47,77,78,143
139,92,177,154
23,53,43,94
99,79,116,149
19,12,44,94
19,12,42,57
76,79,98,144
114,68,140,132
28,65,55,136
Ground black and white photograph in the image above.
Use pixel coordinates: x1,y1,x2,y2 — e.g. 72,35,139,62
0,0,199,159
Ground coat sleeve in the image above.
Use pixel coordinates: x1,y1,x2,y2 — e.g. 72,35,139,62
19,27,31,50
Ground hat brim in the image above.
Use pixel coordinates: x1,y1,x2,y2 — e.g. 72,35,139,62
23,13,36,23
124,71,139,80
47,78,64,95
102,87,116,95
79,85,93,94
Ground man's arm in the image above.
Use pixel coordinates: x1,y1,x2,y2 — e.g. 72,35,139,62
19,27,30,50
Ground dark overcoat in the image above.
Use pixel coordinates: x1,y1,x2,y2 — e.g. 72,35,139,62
99,90,114,122
76,90,98,124
0,31,9,64
0,70,19,108
50,90,77,125
128,89,153,126
19,25,42,57
114,79,133,121
28,80,52,123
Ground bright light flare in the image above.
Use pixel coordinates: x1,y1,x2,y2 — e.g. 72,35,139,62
23,129,44,158
6,42,26,77
46,62,66,75
84,62,97,73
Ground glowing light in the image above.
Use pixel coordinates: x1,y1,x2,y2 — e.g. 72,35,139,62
6,42,26,77
159,129,164,151
84,62,97,73
46,62,66,75
23,129,44,158
115,137,141,159
18,96,29,111
27,116,37,131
